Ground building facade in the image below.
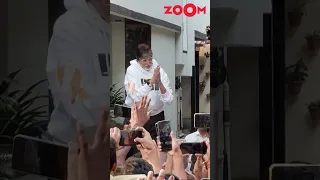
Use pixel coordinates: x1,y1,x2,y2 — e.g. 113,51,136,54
110,0,210,133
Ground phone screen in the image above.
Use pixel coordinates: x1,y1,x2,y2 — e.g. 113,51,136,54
194,113,210,128
114,104,131,118
180,142,207,154
12,135,68,180
270,164,320,180
119,130,143,146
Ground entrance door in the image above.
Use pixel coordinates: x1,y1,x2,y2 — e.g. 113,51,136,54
124,19,151,69
191,50,200,133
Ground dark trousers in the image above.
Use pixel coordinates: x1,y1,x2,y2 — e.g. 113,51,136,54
125,111,165,159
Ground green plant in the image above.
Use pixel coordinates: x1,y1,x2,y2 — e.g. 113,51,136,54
288,2,307,28
110,83,124,108
286,59,308,95
211,47,227,88
286,59,308,83
0,69,49,145
308,100,320,124
308,100,320,111
199,81,206,91
110,83,125,128
305,31,320,51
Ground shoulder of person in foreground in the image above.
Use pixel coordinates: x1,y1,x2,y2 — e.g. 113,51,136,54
110,174,147,180
50,8,92,43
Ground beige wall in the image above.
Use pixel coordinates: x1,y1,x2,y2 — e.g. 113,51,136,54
285,1,320,163
110,21,125,91
199,45,210,113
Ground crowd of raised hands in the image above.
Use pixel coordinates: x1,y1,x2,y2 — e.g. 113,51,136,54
67,96,210,180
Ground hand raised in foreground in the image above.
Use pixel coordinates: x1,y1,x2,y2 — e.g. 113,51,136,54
134,127,161,173
67,109,110,180
130,96,151,127
137,169,175,180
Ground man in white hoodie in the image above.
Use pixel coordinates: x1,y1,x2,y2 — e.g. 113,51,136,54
124,43,174,140
46,0,110,144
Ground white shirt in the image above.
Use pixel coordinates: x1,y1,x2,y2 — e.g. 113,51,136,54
124,59,174,116
46,0,110,143
184,130,209,173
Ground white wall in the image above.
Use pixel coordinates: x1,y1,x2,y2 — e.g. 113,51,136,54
227,47,260,179
7,0,48,106
151,26,178,132
285,1,320,163
111,0,183,27
211,0,271,46
110,21,126,92
190,0,210,33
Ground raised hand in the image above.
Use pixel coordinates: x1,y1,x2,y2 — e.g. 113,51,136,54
130,96,151,127
67,109,110,180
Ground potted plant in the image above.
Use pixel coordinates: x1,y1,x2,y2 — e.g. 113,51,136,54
0,69,48,175
205,71,210,78
288,3,306,28
204,51,210,58
305,31,320,52
286,58,308,96
200,64,205,71
211,47,227,89
110,83,125,128
206,93,210,100
308,100,320,123
199,81,206,91
206,25,210,40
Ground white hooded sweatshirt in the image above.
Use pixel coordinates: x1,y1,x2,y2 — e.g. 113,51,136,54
46,0,110,143
124,59,174,116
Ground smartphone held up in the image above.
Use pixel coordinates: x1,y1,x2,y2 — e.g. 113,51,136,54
119,129,143,146
194,113,210,128
179,142,207,154
12,135,68,180
156,120,172,152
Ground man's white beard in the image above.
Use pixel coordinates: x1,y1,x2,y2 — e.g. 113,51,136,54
144,67,152,71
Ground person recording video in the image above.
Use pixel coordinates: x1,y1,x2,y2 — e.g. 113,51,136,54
184,127,209,173
123,43,174,140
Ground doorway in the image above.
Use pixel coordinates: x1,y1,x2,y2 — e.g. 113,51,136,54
124,19,151,69
191,50,200,133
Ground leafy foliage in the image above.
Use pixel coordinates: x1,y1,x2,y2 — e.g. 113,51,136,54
211,47,227,88
110,83,124,108
286,58,308,82
308,100,320,110
0,69,49,141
